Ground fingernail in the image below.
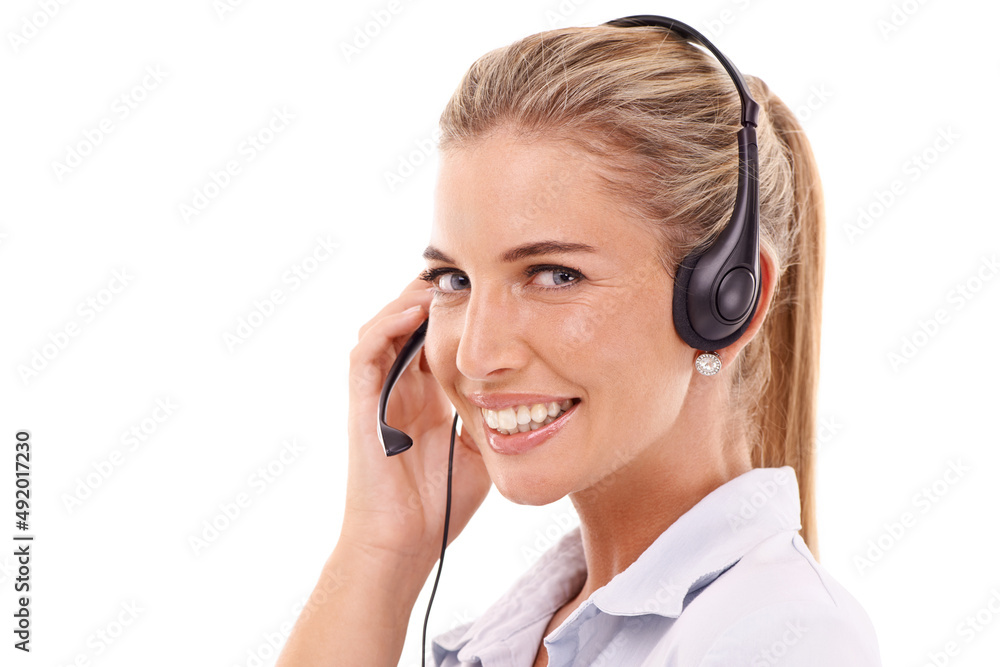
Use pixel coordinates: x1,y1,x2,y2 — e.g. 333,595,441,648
404,304,423,315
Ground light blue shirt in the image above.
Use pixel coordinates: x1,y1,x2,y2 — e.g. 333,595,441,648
432,466,881,666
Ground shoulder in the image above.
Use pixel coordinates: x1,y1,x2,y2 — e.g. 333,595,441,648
669,532,882,666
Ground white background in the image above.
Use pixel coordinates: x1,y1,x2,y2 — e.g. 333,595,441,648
1,0,998,665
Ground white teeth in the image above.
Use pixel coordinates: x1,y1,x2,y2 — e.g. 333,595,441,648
497,408,517,431
481,399,576,435
516,405,531,425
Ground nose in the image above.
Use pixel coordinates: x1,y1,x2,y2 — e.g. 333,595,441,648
454,283,529,381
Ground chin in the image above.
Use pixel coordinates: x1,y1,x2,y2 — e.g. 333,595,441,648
489,465,572,506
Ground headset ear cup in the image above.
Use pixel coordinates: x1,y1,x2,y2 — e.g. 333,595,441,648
605,14,763,357
672,249,755,351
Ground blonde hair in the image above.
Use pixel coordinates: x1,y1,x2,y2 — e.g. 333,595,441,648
437,26,825,557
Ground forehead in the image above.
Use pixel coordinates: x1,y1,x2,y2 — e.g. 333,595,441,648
431,133,660,255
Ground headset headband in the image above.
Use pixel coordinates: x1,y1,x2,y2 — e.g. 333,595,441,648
604,15,763,351
604,15,760,127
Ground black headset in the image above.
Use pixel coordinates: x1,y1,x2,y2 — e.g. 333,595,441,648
372,15,762,664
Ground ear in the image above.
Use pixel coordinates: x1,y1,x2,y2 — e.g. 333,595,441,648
717,247,778,365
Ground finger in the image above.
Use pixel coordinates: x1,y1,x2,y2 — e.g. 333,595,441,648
401,274,432,294
349,303,428,394
357,285,434,343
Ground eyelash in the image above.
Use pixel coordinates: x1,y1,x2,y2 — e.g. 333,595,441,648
417,265,585,295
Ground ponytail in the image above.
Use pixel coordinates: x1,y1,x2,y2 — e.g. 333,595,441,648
743,80,826,558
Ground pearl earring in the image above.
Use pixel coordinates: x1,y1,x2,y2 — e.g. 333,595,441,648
695,351,722,376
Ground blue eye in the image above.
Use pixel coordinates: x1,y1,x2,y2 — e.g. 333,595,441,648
435,272,469,293
528,266,580,287
417,265,584,295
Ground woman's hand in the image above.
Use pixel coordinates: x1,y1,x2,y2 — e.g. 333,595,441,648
341,276,492,570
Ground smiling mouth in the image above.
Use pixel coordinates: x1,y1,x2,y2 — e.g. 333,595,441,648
480,398,580,435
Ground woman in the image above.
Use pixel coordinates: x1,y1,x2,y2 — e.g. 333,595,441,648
278,17,881,667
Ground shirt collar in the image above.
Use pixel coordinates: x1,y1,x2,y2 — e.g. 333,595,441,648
433,466,802,660
432,525,588,665
590,465,801,618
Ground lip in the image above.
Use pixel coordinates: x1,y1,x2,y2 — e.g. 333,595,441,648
483,399,579,456
466,392,579,411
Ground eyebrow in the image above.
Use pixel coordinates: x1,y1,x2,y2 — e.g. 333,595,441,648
422,240,598,264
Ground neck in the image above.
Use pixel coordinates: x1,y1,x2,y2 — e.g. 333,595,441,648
565,405,752,604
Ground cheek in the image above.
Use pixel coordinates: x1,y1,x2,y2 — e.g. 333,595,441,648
556,306,604,351
422,322,453,383
549,301,633,369
553,295,680,417
549,309,635,402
